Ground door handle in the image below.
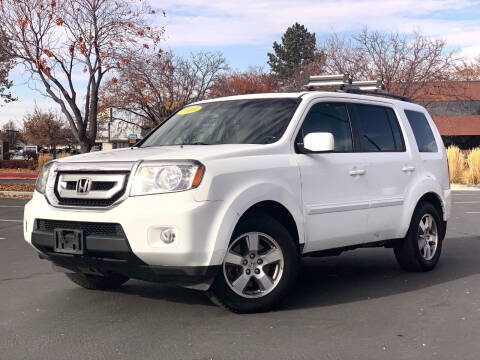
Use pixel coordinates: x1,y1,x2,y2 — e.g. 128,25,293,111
402,166,416,173
349,169,366,176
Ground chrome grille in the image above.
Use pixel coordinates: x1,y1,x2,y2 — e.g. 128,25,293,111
45,162,136,209
57,173,127,200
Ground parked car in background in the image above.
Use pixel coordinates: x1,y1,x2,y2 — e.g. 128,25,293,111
24,88,450,313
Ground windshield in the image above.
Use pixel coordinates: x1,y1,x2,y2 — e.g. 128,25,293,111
140,98,300,147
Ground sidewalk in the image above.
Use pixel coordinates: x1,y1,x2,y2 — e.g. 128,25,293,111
451,184,480,191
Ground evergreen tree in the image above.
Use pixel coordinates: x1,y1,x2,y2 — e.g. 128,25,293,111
267,23,318,82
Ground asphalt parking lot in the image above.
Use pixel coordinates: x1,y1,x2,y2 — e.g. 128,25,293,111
1,192,479,360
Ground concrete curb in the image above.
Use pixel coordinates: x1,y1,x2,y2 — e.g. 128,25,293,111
0,190,33,196
451,184,480,191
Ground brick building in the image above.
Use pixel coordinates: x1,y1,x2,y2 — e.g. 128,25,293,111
416,81,480,149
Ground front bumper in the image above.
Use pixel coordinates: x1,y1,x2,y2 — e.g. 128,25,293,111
30,218,221,286
24,191,233,268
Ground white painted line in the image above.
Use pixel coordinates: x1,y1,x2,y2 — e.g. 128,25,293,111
0,205,24,208
466,212,480,214
0,237,5,240
0,219,22,222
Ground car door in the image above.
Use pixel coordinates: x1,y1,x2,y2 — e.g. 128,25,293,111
294,101,370,253
347,102,415,241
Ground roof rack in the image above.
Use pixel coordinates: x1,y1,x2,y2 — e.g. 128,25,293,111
304,74,413,102
344,88,413,102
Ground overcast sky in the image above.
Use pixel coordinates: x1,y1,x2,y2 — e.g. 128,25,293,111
2,0,480,126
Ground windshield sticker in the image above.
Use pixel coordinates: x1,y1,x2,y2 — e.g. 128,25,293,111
178,105,202,115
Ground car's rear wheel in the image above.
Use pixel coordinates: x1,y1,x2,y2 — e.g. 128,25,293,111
65,272,129,290
208,214,299,313
394,201,444,272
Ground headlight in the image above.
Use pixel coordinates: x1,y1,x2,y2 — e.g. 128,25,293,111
130,161,205,196
35,161,55,194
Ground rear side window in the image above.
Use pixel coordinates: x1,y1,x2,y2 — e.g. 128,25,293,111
404,110,438,152
351,104,405,152
298,102,353,152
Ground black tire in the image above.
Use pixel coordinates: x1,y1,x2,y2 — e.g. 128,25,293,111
65,272,129,290
207,213,299,313
394,201,445,272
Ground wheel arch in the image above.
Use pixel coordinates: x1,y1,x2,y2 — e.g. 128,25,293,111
236,200,301,252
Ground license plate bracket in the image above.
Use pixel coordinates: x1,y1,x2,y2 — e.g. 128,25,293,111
54,229,84,255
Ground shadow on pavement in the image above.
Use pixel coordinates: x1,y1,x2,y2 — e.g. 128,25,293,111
77,235,480,312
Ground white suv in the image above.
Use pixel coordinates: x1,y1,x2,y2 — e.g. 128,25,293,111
24,91,451,313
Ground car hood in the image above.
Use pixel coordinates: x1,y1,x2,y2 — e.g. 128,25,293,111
58,144,272,164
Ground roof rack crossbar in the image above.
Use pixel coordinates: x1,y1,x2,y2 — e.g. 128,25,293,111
304,74,413,102
343,88,413,102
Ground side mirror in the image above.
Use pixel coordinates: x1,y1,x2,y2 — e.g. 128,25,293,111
302,132,334,153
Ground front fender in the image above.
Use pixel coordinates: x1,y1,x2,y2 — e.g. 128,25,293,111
206,182,304,265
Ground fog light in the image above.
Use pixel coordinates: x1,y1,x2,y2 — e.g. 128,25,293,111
160,228,177,244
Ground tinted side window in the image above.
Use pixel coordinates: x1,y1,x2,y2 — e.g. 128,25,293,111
353,104,403,152
385,108,405,151
404,110,438,152
299,102,353,152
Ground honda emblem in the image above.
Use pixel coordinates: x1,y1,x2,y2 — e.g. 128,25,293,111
76,178,91,194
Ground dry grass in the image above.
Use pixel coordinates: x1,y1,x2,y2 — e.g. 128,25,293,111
466,148,480,185
446,146,466,184
37,153,71,171
446,146,480,185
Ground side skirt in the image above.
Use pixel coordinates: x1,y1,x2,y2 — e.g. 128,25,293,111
302,238,403,258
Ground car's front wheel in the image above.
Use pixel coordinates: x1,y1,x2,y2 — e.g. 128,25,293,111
208,214,299,313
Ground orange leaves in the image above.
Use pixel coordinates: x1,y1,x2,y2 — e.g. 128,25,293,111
48,13,53,19
127,23,133,28
50,0,56,7
121,57,131,65
16,17,28,29
38,2,44,9
42,49,54,58
108,41,113,47
137,30,144,36
68,44,74,57
88,34,94,40
78,42,87,54
100,51,107,58
35,58,51,76
111,77,118,84
137,81,146,88
116,62,121,69
143,44,149,49
55,17,64,26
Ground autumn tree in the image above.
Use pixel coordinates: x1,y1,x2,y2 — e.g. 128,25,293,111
268,23,324,89
0,120,22,148
100,51,228,131
321,29,458,99
0,0,164,152
0,29,15,104
210,67,278,98
23,107,72,158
